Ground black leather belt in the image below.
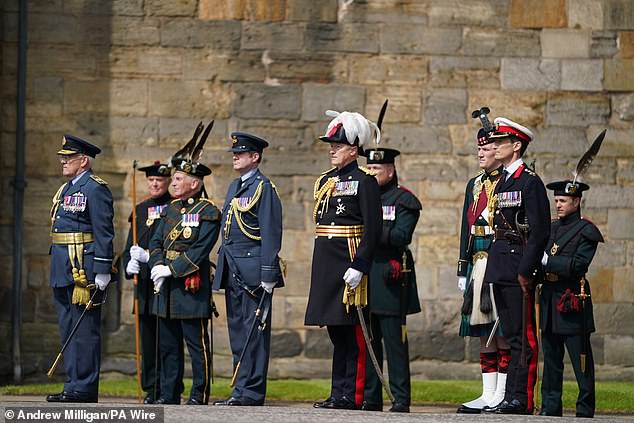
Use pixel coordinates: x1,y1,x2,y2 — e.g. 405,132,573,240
494,229,522,243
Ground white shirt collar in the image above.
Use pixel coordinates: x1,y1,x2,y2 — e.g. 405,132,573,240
504,159,524,180
240,168,257,182
71,170,88,185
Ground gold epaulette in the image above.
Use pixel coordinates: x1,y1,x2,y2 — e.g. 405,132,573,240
359,165,376,175
474,169,485,178
90,174,108,185
171,199,180,204
320,167,336,176
199,198,217,206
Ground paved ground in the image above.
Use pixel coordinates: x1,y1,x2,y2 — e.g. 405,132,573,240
1,397,633,423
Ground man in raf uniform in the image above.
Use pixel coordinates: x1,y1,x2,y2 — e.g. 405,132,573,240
456,109,510,414
213,132,284,407
123,161,172,403
305,110,382,410
360,148,421,413
148,130,221,405
482,117,550,415
47,135,114,403
539,180,603,418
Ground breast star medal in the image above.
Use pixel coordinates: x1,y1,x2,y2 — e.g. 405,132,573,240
183,226,192,239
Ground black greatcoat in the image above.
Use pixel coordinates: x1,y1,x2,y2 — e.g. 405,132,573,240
304,161,382,326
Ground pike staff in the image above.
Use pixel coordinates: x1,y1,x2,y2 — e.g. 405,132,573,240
131,160,143,403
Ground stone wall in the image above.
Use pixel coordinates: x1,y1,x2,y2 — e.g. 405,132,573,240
1,0,633,383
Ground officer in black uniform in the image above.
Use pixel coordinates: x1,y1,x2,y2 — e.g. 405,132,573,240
46,135,114,403
360,148,421,413
148,138,221,405
482,117,551,415
540,180,603,418
123,161,172,403
305,110,382,410
213,132,284,407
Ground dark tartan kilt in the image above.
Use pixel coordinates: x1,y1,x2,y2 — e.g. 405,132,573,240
305,237,359,326
459,235,503,338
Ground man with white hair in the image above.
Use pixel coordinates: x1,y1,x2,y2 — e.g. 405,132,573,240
47,134,114,403
148,125,221,405
305,111,383,410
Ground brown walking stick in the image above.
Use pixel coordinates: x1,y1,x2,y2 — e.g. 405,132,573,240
131,160,143,403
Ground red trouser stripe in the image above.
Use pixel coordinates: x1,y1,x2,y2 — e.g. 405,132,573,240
354,324,366,407
525,295,538,411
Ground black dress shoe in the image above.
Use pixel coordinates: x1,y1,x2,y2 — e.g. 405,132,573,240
186,397,207,405
496,399,531,415
456,404,482,414
389,402,410,413
153,398,179,405
334,396,356,410
360,401,382,411
539,409,562,416
58,392,98,403
213,396,262,406
313,397,336,408
213,396,238,406
144,393,160,404
46,392,69,402
482,400,506,413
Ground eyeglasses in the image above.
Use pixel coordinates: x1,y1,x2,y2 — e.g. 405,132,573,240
58,154,83,164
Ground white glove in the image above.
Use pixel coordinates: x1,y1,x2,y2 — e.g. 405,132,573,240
126,258,140,275
153,278,165,294
458,276,467,292
541,251,549,266
130,245,150,263
95,273,110,291
151,265,171,282
260,281,276,294
343,267,363,289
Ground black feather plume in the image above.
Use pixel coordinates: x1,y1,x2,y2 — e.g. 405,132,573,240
172,121,204,161
191,120,214,163
376,99,388,131
572,129,606,184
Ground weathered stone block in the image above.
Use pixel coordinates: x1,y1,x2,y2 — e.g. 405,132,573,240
429,0,508,27
301,84,366,122
304,328,333,359
612,267,634,302
242,22,304,51
267,52,339,84
430,56,500,89
541,29,591,58
351,55,428,86
620,32,634,58
591,239,628,270
382,25,461,55
469,89,546,128
603,0,634,30
568,0,604,29
410,331,464,361
384,125,451,155
604,60,634,91
529,127,587,155
423,88,467,125
585,185,634,208
183,50,265,82
365,86,421,123
305,23,379,53
546,93,610,126
27,14,78,44
63,0,144,16
509,0,567,28
270,330,302,357
110,80,150,116
145,0,196,16
591,31,619,58
561,59,603,91
604,335,634,365
112,17,160,46
419,180,467,204
28,77,63,118
109,47,182,77
501,58,561,91
28,46,98,78
339,0,428,24
150,80,232,118
618,159,634,184
587,127,634,157
613,93,634,121
608,209,634,240
234,84,301,119
286,0,337,22
199,0,286,21
161,19,241,49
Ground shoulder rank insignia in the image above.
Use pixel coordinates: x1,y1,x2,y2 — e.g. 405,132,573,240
523,167,536,176
359,165,376,175
90,174,108,185
320,167,337,176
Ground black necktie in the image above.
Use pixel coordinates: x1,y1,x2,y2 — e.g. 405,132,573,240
502,169,509,181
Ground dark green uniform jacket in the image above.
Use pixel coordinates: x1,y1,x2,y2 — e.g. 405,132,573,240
368,180,421,316
540,210,603,335
148,194,221,319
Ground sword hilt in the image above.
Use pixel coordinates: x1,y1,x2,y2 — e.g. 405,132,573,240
401,252,411,273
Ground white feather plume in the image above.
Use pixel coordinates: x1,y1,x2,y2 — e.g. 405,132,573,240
324,110,381,147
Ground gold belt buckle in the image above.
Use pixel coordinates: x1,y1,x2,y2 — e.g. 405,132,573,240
545,273,559,282
165,250,181,260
